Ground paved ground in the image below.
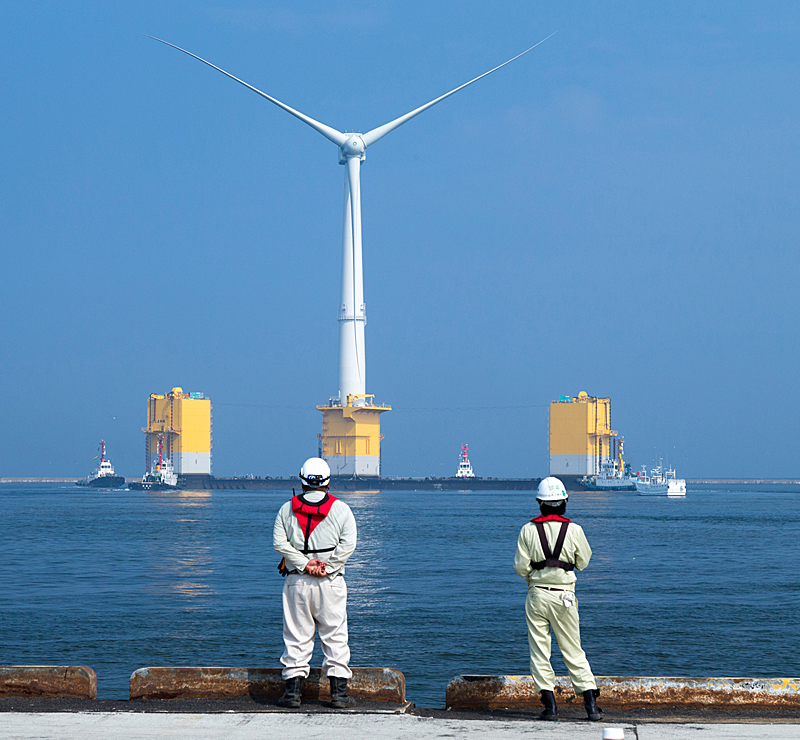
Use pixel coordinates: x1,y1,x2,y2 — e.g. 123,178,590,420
0,711,799,739
0,698,797,739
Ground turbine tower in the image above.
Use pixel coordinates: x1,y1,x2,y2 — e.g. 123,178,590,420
151,34,553,477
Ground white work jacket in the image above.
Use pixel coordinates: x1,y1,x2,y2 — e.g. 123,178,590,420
273,491,357,579
514,519,592,591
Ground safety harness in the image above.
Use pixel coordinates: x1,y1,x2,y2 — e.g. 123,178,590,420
529,514,575,572
292,492,339,555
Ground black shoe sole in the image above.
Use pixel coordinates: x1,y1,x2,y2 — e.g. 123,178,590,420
327,700,356,709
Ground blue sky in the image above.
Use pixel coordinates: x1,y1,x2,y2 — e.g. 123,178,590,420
1,1,799,478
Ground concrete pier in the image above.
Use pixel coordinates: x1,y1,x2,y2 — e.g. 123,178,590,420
2,667,798,739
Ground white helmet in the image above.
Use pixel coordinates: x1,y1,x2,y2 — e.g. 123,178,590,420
299,457,331,489
537,476,568,504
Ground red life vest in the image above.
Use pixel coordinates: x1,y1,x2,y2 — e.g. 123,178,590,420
529,514,574,572
292,493,338,555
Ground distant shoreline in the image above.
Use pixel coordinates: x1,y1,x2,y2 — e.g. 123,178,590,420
3,477,800,486
687,479,800,485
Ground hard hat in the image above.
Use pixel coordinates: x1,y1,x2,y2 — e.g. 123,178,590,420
299,457,331,488
536,476,568,503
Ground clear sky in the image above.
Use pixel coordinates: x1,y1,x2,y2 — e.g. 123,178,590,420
2,1,799,479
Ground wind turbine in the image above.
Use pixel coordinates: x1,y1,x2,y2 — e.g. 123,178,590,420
150,34,554,408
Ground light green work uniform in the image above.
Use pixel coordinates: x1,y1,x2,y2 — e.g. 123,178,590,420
514,519,597,694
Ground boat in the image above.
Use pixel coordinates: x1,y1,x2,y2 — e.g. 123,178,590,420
76,441,126,488
665,467,687,496
455,444,475,478
130,434,178,491
582,460,636,491
635,463,686,497
581,438,635,490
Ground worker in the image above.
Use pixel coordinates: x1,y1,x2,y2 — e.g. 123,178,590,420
514,476,602,722
273,457,358,709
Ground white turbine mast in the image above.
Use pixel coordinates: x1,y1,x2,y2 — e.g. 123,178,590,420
149,33,555,405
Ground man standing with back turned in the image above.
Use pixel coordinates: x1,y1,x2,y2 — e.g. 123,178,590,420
514,476,602,722
273,457,357,709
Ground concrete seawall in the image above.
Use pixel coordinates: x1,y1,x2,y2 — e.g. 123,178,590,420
130,666,405,703
4,665,800,712
446,675,800,710
0,666,97,699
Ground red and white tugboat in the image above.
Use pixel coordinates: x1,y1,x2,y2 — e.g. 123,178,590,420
455,444,475,478
130,434,178,491
76,440,126,488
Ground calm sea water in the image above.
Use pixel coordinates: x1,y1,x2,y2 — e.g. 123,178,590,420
0,483,798,705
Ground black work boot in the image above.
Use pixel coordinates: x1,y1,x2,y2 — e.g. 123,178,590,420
276,676,302,708
328,676,356,708
539,690,558,721
583,688,602,721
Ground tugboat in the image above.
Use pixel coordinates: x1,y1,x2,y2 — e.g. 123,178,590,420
455,444,475,478
76,441,126,488
581,438,636,491
130,434,178,491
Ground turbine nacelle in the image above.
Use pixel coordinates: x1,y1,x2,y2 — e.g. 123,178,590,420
339,134,366,164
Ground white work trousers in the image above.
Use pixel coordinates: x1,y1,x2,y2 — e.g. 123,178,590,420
280,573,352,680
525,587,597,694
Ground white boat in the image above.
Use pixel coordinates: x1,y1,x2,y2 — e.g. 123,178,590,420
581,439,636,491
666,468,686,496
635,463,686,497
455,444,475,478
582,462,636,491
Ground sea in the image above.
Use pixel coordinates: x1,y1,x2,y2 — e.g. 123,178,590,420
0,483,798,705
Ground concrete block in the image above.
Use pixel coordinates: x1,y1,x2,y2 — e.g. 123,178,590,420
130,666,405,703
0,665,97,699
446,675,800,710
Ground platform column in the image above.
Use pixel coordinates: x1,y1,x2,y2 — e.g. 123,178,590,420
318,394,391,478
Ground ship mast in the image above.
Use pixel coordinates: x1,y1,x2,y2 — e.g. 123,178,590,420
100,440,106,463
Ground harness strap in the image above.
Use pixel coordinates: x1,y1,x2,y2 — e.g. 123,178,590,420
553,520,570,560
530,520,575,572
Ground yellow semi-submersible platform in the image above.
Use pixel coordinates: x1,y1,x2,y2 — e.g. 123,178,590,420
143,387,212,477
318,394,391,478
549,391,620,477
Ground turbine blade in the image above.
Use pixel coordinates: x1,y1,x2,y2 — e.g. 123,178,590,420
147,36,347,147
362,32,556,147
